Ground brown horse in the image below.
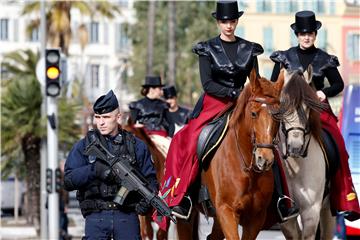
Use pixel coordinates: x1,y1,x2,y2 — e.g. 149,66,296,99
178,68,284,240
122,117,168,240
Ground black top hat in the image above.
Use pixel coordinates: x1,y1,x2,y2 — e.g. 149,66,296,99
291,11,322,33
163,86,177,99
93,90,119,114
212,1,243,20
142,76,164,88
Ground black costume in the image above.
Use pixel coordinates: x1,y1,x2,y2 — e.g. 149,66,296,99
270,45,343,96
129,97,170,133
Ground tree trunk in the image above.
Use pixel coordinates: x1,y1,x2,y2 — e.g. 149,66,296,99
22,134,41,235
146,1,156,75
168,1,176,86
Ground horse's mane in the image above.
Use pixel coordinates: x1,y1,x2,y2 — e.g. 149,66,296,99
229,77,282,128
277,71,327,139
229,84,251,128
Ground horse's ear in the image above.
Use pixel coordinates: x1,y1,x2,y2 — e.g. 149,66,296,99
283,68,292,85
303,65,313,84
275,69,285,90
249,67,260,92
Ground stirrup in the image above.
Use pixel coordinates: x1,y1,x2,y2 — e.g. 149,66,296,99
171,195,193,220
277,195,299,222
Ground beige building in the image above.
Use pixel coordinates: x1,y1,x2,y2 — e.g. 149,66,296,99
234,0,360,113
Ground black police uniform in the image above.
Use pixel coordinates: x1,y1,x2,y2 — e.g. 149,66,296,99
64,90,158,240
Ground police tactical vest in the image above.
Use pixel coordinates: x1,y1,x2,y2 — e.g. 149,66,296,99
77,129,137,216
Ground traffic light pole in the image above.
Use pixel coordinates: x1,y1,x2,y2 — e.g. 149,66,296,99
40,1,48,239
47,96,59,240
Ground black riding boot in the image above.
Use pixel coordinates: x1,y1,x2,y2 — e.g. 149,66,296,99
273,161,300,222
172,195,193,220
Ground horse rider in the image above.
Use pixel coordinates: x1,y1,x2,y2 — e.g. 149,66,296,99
270,10,360,221
129,76,172,157
153,1,298,230
64,90,158,239
162,85,192,137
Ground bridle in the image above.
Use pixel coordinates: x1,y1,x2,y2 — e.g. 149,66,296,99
234,96,279,173
280,107,312,159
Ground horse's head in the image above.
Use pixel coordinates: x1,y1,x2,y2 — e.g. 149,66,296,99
278,66,326,158
231,68,284,172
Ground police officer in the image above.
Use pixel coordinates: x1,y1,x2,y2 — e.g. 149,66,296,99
163,85,191,137
64,90,158,240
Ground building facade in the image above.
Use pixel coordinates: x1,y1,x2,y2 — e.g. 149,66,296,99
235,0,360,113
0,0,135,110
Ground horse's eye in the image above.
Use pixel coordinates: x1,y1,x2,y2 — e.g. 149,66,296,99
251,112,257,118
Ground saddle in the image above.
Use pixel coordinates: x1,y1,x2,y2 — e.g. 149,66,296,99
320,129,340,178
197,110,232,167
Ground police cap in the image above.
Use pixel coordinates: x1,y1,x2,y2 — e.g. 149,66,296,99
93,90,119,114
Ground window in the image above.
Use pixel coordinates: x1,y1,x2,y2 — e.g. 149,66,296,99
313,0,325,14
90,64,100,88
118,0,129,8
329,1,336,14
30,27,39,42
275,1,287,13
256,0,272,13
263,27,273,54
235,26,245,38
289,1,298,12
0,18,9,40
347,33,360,61
116,23,128,51
90,22,99,43
275,0,297,13
317,29,327,50
1,64,9,81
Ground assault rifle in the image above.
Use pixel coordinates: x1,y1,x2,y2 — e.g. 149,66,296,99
84,134,176,223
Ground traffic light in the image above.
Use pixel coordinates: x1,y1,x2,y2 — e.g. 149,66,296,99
46,169,53,193
45,49,61,97
55,168,62,193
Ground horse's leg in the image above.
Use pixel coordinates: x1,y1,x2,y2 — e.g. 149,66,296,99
207,217,225,240
176,210,199,240
139,215,153,240
241,211,267,240
217,204,240,240
301,203,322,240
280,218,301,240
156,226,169,240
319,195,336,240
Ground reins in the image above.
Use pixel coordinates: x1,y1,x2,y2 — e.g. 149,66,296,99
234,95,279,173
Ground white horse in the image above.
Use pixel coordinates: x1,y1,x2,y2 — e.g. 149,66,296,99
276,67,336,240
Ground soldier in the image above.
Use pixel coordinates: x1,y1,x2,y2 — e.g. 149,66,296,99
163,85,191,137
64,90,158,240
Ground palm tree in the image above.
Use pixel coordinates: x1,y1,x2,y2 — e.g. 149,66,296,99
22,1,120,55
1,50,43,227
1,49,81,232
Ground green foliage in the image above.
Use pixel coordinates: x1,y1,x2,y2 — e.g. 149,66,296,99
129,1,218,106
1,50,42,179
0,49,81,179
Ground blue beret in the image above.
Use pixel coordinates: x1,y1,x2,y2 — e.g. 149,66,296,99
93,90,119,114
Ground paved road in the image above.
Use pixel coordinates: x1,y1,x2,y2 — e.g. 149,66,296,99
1,208,285,239
66,208,285,240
